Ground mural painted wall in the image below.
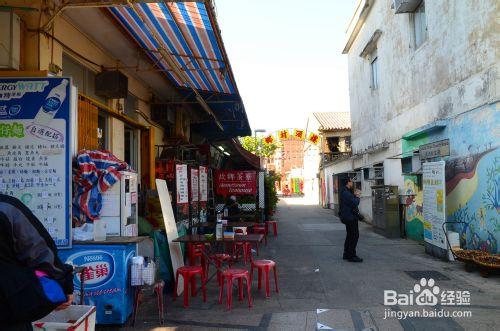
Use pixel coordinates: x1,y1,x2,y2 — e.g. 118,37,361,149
402,102,499,253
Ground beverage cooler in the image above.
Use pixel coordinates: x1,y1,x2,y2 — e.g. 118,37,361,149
100,171,138,237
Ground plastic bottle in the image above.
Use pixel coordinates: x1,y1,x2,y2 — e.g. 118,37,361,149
223,207,228,218
216,219,223,240
34,79,68,125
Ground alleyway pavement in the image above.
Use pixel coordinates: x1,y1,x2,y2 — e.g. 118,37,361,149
128,197,500,331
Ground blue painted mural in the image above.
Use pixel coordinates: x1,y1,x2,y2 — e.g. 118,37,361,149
403,102,499,253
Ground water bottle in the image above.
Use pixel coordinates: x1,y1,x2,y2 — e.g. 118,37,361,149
216,219,223,240
34,79,68,125
223,207,228,218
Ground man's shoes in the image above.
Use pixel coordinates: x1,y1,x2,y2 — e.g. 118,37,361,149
348,256,363,262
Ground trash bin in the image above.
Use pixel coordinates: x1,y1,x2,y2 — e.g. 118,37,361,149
33,305,96,331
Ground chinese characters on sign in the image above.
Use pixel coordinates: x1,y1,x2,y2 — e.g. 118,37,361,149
199,166,208,202
176,164,189,204
215,170,257,195
419,139,450,160
0,78,72,248
423,161,447,249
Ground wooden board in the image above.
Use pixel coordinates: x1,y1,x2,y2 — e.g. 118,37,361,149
156,179,185,295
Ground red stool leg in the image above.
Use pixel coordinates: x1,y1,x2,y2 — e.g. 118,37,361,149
183,274,189,308
258,268,262,290
273,222,278,236
250,263,254,285
245,275,252,308
227,278,233,310
191,274,197,297
273,266,279,293
265,267,271,298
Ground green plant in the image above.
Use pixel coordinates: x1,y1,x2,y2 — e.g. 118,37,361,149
240,136,279,158
264,171,280,216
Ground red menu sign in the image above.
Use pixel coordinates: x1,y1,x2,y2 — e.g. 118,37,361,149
215,170,257,195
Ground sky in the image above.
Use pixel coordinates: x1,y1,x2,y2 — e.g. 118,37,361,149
214,0,357,133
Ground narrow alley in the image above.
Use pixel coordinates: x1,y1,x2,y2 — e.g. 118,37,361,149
130,198,500,331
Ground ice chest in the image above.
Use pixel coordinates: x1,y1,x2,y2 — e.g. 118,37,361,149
33,305,96,331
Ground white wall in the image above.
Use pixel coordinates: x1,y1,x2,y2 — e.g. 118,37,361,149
346,0,498,158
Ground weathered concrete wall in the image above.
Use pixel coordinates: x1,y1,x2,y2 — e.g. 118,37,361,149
347,0,498,161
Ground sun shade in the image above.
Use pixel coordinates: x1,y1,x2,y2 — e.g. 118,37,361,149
109,2,235,94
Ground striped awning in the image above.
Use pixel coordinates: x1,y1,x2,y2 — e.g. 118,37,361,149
109,2,235,94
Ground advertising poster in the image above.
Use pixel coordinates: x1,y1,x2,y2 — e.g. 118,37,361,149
190,168,199,224
175,164,189,226
423,161,447,249
215,170,257,195
0,77,73,248
199,166,208,222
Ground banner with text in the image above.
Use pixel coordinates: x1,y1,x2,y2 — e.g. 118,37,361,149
423,161,447,249
215,170,257,196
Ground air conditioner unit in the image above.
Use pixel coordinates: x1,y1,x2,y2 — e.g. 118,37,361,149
393,0,422,13
95,70,128,98
0,11,21,70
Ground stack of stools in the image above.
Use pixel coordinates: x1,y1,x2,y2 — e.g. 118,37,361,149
218,268,252,310
207,253,232,285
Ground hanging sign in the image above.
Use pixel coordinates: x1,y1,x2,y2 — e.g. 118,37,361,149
278,129,289,140
190,168,199,202
423,161,447,249
293,129,305,140
215,170,257,195
176,164,188,204
0,77,73,248
199,166,208,202
307,132,321,145
263,134,275,145
419,139,450,160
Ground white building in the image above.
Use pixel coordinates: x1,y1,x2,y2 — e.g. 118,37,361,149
334,0,499,254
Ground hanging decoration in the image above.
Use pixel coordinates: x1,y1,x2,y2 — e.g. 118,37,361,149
260,128,320,145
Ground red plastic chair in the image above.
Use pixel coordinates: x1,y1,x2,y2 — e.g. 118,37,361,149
253,225,268,245
250,259,279,298
207,253,232,285
218,268,252,310
187,242,210,275
232,228,252,264
266,220,278,236
173,266,206,308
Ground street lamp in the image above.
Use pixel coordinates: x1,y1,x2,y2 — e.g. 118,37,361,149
254,129,266,156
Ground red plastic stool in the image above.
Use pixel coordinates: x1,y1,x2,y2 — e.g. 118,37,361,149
266,220,278,236
207,253,232,285
218,268,252,310
188,243,208,266
232,242,252,264
253,225,268,245
250,259,279,298
173,266,206,308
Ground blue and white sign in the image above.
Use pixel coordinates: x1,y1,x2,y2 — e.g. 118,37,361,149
66,250,116,289
0,77,73,248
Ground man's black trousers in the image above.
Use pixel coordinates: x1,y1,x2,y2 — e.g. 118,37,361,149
343,219,359,258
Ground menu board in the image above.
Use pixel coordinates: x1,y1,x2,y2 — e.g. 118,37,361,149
0,77,73,248
176,164,188,204
190,168,199,202
199,166,208,202
423,161,446,249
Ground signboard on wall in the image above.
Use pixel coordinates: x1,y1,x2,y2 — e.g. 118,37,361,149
0,77,73,248
176,164,188,203
190,168,199,202
215,170,257,195
422,161,447,249
419,139,450,160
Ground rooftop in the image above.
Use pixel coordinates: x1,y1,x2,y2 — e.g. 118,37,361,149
313,112,351,131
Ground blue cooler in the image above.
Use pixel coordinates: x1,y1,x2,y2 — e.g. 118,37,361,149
58,242,136,325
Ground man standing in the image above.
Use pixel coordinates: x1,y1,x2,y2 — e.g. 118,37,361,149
339,178,363,262
0,194,74,330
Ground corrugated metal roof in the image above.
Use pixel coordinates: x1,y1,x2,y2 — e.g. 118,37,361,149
313,112,351,131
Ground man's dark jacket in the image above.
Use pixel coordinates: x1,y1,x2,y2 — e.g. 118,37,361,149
339,187,360,222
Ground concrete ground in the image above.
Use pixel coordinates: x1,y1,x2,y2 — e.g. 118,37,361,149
123,197,500,331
